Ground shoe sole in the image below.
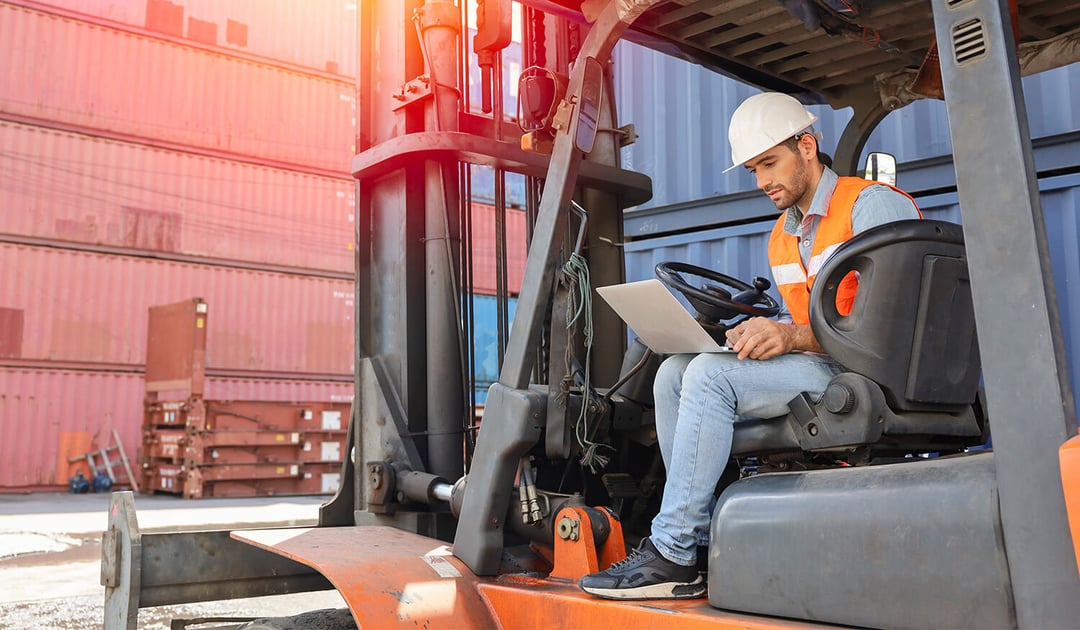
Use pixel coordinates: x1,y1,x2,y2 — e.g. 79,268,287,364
581,577,706,600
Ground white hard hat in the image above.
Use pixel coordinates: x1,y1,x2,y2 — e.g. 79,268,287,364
723,92,820,173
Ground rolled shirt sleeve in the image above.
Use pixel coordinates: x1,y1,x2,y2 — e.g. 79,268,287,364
851,184,922,235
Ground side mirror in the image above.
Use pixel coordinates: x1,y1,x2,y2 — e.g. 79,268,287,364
575,57,604,153
864,152,897,186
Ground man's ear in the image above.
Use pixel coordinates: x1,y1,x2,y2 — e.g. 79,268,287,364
799,133,818,160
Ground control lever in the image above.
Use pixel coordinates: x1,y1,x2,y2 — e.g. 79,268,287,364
731,277,772,307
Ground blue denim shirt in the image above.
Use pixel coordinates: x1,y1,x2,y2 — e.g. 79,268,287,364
775,167,921,322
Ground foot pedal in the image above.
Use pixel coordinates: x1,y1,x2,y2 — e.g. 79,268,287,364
602,473,640,497
601,473,640,513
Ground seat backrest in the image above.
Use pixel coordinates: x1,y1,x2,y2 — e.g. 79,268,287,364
809,220,981,412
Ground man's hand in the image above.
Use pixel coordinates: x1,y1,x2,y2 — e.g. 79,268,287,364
726,317,824,360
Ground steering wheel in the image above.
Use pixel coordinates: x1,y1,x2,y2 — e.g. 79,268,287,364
655,262,781,325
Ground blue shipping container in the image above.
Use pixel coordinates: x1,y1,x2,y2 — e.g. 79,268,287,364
612,40,1080,213
623,173,1080,420
472,294,518,405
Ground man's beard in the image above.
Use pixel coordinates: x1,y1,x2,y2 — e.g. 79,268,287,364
765,159,810,210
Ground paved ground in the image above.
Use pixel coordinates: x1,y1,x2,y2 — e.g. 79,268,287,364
0,491,347,629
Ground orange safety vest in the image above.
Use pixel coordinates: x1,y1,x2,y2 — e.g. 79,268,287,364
767,177,920,325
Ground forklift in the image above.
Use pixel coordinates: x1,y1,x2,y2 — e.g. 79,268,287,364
103,0,1080,627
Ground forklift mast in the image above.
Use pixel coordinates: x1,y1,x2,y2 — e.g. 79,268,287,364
337,0,649,537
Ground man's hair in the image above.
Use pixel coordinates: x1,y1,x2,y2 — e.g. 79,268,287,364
783,131,832,168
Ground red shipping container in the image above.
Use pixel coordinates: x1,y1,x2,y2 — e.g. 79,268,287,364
141,427,345,468
148,459,341,498
143,428,187,461
0,120,355,273
195,466,343,497
144,400,349,430
198,477,341,497
203,377,353,403
0,367,145,490
470,202,528,295
24,0,357,76
142,427,315,464
183,432,346,465
0,366,353,490
144,461,186,494
0,243,355,374
0,3,356,171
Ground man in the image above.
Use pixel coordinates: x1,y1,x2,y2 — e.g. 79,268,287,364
579,92,921,600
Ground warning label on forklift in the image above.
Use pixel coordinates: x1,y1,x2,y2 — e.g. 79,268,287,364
423,546,462,578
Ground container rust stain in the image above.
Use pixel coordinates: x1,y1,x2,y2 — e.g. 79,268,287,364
0,308,23,358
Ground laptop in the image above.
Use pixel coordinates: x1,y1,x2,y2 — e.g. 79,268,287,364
595,279,736,354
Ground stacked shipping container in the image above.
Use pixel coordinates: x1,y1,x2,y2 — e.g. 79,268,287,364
0,120,355,272
28,0,358,76
0,1,531,490
0,2,356,172
137,298,349,498
142,399,349,498
0,0,357,490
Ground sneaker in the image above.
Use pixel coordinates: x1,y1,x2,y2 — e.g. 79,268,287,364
578,538,706,600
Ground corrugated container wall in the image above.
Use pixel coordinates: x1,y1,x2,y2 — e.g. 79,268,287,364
612,40,1080,212
472,295,518,406
622,174,1080,420
0,3,356,172
1,244,354,374
471,203,528,295
0,0,359,491
201,378,353,403
0,367,352,489
0,368,145,488
27,0,357,76
0,120,355,272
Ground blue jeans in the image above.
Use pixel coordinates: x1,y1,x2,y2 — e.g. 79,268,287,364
649,352,843,565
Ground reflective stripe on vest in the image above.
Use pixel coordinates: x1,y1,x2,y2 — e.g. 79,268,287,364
767,177,919,325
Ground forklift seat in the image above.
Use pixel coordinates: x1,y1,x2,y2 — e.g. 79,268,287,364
730,219,987,461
